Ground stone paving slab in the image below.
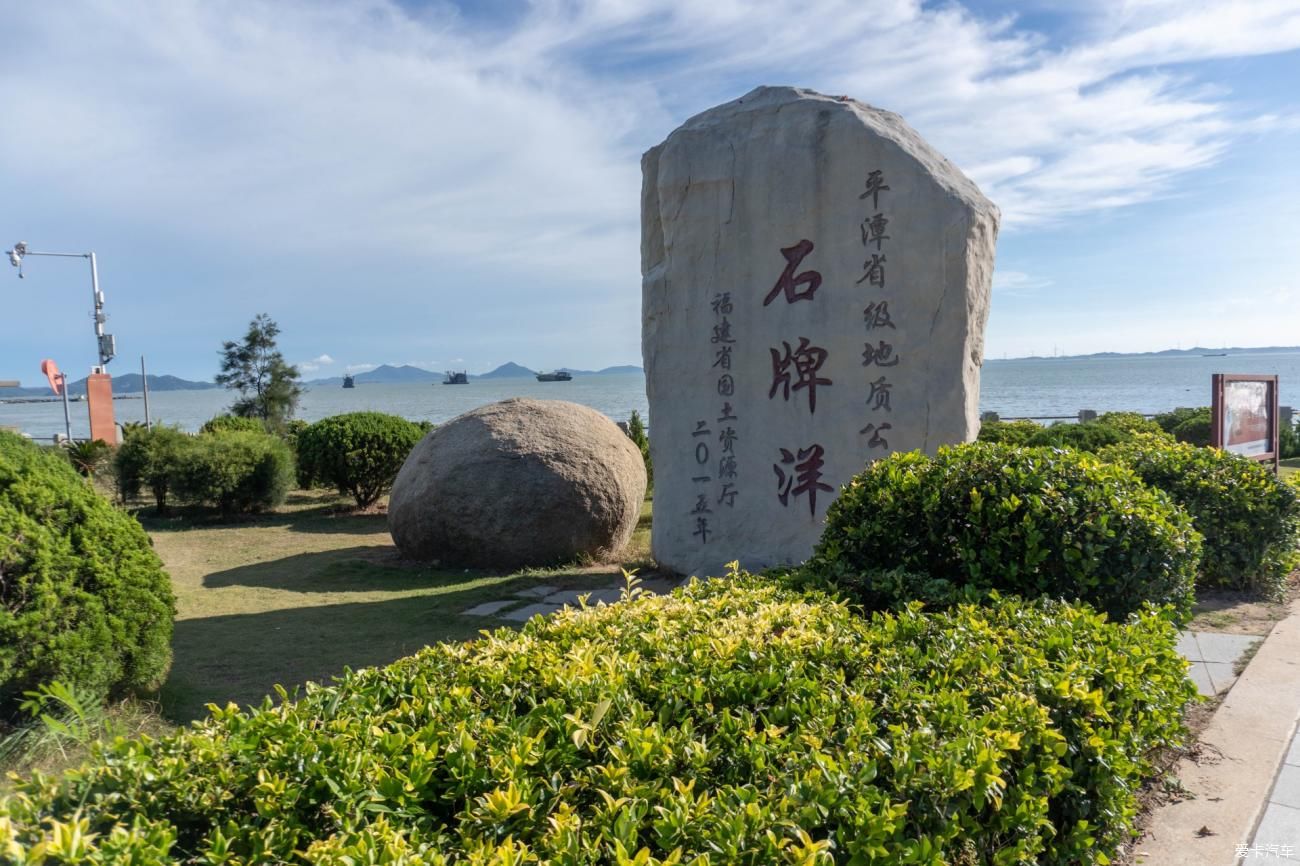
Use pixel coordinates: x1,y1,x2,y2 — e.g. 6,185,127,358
516,585,559,599
461,600,517,617
1187,663,1215,698
1175,631,1201,661
544,587,625,606
1271,764,1300,811
1205,661,1241,695
1289,735,1300,768
1249,803,1300,860
501,603,563,622
1195,632,1261,665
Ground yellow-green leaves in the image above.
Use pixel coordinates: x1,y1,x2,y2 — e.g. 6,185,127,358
0,578,1194,866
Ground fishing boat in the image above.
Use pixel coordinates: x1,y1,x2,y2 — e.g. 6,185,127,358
342,374,355,389
536,370,573,382
442,371,469,385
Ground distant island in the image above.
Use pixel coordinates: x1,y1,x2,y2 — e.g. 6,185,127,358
305,362,644,386
991,346,1300,362
0,362,645,395
0,373,220,398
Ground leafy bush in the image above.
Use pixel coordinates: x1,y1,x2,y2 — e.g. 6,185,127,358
627,409,653,489
1025,421,1134,453
0,432,174,718
976,417,1042,446
1101,437,1300,597
1154,407,1212,446
199,414,266,435
1280,418,1299,459
0,574,1194,864
176,431,294,515
808,442,1202,621
1096,411,1166,437
113,426,191,513
296,412,424,507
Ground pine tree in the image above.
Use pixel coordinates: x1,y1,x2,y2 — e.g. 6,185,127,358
215,314,302,428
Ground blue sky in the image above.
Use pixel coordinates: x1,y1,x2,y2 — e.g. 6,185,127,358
1,0,1298,383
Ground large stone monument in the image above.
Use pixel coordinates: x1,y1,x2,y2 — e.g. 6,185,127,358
642,86,998,577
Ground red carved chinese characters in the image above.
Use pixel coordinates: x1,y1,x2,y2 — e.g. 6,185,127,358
769,337,832,414
773,444,833,515
763,240,822,306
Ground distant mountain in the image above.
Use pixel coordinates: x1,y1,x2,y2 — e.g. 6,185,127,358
299,361,642,386
474,362,536,379
994,346,1300,362
111,373,220,393
354,364,441,384
0,373,216,397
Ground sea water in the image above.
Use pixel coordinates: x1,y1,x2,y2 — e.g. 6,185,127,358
3,354,1299,441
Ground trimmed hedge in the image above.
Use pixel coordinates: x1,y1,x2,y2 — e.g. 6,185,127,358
0,575,1194,864
1101,437,1300,597
808,442,1202,621
1154,407,1212,447
979,417,1153,453
0,433,175,717
176,431,295,515
1095,411,1167,437
199,415,266,436
976,418,1042,446
1025,421,1133,453
296,412,425,507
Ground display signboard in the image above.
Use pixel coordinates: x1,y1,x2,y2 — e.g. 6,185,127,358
1211,373,1279,473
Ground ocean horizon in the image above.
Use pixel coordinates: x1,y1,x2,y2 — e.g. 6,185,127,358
3,352,1299,442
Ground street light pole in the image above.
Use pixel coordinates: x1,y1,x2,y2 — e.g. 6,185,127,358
6,241,119,444
5,242,115,371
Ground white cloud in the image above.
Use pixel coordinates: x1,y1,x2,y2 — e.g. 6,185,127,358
345,363,378,373
1,2,1296,258
992,271,1054,295
298,353,335,373
1,0,1298,366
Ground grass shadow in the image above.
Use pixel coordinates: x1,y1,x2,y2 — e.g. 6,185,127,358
202,546,482,592
164,596,494,723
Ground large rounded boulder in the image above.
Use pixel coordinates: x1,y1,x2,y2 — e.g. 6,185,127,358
389,399,647,568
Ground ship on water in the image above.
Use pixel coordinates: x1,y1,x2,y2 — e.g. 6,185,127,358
536,370,573,382
442,371,469,385
342,374,355,389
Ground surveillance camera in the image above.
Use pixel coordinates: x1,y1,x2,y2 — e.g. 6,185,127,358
6,252,19,268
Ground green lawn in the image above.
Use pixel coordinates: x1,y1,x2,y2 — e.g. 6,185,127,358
144,490,653,722
1281,457,1298,479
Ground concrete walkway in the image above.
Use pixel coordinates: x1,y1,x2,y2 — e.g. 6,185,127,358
1139,599,1300,865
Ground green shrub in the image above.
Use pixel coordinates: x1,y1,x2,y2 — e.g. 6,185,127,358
176,431,294,515
1096,411,1166,437
113,426,191,514
1154,407,1212,447
809,442,1202,621
976,417,1042,445
0,432,175,717
296,412,424,507
0,574,1194,864
1101,437,1300,597
199,414,266,436
1279,418,1299,459
1172,414,1212,447
627,409,653,490
1025,421,1134,452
